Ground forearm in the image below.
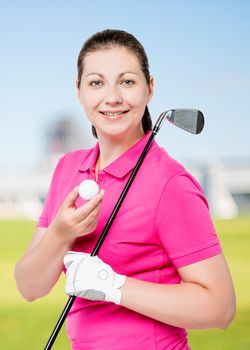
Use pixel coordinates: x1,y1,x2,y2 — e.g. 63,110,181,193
120,277,230,329
15,228,73,301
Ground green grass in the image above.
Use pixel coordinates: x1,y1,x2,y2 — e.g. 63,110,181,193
0,221,70,349
0,217,249,349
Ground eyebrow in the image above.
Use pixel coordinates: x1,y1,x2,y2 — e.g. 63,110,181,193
86,71,139,78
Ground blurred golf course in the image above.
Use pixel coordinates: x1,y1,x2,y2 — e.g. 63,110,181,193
1,217,249,349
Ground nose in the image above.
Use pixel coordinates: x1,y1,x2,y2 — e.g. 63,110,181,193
104,85,122,105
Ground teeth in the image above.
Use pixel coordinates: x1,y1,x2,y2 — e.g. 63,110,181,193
103,111,126,116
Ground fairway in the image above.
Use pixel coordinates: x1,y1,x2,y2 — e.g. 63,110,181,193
0,217,249,349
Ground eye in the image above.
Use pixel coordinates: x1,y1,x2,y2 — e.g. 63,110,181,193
89,80,103,87
121,79,135,86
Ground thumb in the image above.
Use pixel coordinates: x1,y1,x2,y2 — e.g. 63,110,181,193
63,186,79,209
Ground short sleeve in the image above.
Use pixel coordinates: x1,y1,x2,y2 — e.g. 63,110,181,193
155,172,222,268
37,186,51,228
36,155,65,228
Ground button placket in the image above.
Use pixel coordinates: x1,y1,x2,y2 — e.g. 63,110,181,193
96,171,105,185
89,168,97,182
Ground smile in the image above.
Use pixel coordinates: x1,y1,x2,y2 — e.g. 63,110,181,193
100,111,129,119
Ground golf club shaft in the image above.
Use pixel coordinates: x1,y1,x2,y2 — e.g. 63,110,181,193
44,295,75,350
44,131,156,349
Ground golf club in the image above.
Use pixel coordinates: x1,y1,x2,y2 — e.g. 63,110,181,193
44,108,204,349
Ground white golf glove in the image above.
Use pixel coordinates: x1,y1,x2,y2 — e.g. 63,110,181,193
64,251,126,305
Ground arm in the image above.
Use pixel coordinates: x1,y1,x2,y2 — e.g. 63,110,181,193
14,188,104,301
14,227,72,301
120,254,236,329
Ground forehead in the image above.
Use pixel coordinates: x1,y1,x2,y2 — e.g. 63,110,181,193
82,46,142,75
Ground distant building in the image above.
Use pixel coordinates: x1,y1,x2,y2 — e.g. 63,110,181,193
202,161,239,219
187,160,250,219
46,117,91,156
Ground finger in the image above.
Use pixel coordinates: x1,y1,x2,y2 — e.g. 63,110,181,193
62,187,79,209
80,215,100,235
76,204,101,232
74,190,104,221
74,201,101,231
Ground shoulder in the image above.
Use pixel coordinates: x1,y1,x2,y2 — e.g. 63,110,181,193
49,147,94,183
147,141,187,183
148,142,205,200
137,141,205,208
53,147,94,174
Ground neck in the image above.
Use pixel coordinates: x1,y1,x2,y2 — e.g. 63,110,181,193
96,130,145,170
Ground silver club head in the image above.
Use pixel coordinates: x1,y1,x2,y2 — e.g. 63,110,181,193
154,109,205,134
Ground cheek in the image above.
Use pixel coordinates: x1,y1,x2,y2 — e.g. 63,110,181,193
127,89,149,109
80,90,101,111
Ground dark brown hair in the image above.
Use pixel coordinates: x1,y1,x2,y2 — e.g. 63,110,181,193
77,29,152,138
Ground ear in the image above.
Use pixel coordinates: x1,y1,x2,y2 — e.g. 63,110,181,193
76,79,80,98
148,76,154,103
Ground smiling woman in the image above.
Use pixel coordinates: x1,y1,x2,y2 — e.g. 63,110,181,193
15,29,236,350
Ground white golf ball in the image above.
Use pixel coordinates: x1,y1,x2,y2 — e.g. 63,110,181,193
78,180,100,200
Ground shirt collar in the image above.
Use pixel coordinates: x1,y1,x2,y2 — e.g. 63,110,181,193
79,132,158,178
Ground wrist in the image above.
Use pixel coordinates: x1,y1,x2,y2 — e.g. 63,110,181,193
107,272,127,305
47,224,75,248
119,276,130,306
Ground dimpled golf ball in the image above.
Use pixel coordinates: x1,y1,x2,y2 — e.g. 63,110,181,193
78,180,100,200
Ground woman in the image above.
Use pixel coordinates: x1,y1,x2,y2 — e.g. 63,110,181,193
15,29,236,349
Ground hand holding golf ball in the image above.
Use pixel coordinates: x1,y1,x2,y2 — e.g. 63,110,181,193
50,180,103,242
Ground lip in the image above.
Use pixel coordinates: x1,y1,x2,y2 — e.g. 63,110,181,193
99,110,129,120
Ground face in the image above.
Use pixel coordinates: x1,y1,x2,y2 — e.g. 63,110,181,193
76,46,154,140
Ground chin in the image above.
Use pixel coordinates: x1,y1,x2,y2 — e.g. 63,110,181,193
96,126,138,139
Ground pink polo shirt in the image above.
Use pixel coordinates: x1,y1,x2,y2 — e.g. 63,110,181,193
38,132,222,350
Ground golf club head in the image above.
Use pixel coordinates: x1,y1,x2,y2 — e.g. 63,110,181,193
154,109,205,134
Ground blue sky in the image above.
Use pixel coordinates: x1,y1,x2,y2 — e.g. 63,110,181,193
0,0,249,169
